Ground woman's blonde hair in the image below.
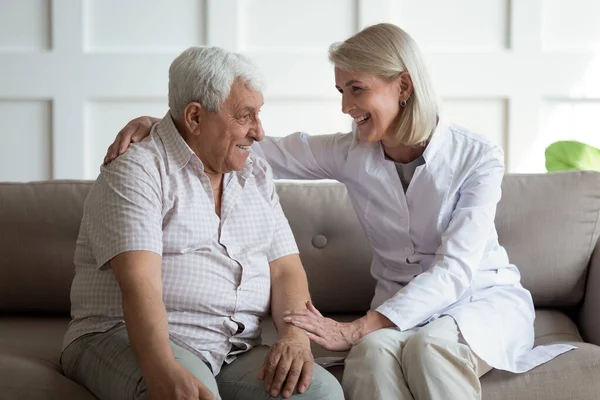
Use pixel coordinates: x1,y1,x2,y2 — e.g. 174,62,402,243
329,23,439,146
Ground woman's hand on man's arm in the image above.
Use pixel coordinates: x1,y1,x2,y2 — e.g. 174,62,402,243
104,116,160,165
283,302,396,351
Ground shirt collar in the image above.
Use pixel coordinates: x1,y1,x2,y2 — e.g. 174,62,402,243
156,111,255,178
237,155,254,181
351,117,446,164
422,117,447,164
156,111,195,176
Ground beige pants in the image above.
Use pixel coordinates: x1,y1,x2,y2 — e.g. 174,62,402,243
342,316,492,400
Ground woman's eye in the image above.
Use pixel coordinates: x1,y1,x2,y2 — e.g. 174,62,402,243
352,86,363,93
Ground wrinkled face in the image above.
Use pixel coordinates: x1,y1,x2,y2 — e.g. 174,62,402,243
193,80,264,174
335,67,402,143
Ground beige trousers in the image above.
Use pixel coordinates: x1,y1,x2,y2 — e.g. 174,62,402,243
342,316,492,400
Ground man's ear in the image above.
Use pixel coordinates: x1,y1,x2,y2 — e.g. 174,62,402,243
182,102,204,134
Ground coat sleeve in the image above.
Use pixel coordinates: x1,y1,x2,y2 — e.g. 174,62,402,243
375,145,505,331
251,132,350,180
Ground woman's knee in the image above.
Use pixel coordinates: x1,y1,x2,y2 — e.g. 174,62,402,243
347,329,400,364
401,329,468,375
402,331,439,364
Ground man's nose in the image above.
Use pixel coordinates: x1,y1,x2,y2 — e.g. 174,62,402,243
250,118,265,141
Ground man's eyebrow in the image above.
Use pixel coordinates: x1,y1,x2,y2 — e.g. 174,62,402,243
238,105,262,115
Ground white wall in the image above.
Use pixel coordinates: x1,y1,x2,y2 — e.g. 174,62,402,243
0,0,599,181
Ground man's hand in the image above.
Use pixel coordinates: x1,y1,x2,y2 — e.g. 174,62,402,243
145,360,218,400
104,115,159,164
257,331,314,399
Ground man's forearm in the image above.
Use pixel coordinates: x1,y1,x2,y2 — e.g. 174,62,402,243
111,251,175,375
121,284,173,370
270,254,312,338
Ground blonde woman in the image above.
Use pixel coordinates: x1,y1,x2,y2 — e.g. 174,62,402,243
105,23,573,400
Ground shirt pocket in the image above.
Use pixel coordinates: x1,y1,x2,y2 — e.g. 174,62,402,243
221,192,275,256
162,195,216,254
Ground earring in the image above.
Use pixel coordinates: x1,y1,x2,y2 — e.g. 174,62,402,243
400,99,407,108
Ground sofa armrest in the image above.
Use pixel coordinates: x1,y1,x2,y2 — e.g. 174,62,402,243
580,240,600,345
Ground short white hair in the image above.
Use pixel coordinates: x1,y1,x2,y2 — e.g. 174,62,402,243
329,23,439,146
168,46,265,120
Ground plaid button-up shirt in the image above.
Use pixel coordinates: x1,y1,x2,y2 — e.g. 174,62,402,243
63,112,299,375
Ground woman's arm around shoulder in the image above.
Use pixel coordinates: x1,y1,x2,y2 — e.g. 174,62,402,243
252,132,353,181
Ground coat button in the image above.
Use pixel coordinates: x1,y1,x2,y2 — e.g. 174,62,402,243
312,234,328,249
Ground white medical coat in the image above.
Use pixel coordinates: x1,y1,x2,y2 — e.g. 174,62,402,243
253,121,574,372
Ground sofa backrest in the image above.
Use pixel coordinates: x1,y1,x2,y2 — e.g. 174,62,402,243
495,172,600,307
0,181,91,314
282,172,600,312
1,171,599,315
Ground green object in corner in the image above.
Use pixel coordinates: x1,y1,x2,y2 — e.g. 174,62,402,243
545,140,600,172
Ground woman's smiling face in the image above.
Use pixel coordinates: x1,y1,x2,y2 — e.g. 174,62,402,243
334,67,404,143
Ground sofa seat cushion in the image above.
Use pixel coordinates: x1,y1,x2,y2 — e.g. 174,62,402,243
481,310,600,400
0,316,96,400
2,311,597,399
481,340,600,400
261,310,600,399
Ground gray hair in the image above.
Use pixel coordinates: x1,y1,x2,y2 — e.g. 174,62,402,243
329,23,439,146
168,46,265,120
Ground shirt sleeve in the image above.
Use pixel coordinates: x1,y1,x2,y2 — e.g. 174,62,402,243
261,161,299,262
251,132,350,181
375,146,505,331
83,155,163,269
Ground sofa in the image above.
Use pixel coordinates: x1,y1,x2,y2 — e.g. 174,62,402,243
1,171,600,400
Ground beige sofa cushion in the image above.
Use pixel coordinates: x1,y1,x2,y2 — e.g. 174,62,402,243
0,181,91,313
481,310,599,400
277,182,374,313
1,311,596,400
260,310,600,400
496,171,600,307
278,172,600,312
1,172,599,314
0,317,96,399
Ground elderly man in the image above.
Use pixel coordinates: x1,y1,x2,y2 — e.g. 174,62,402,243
60,46,343,400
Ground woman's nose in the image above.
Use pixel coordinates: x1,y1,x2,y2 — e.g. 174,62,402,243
341,94,354,114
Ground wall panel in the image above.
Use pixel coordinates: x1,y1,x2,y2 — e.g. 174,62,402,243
443,98,507,148
0,0,598,179
0,100,51,181
392,0,510,52
83,0,206,53
542,0,600,52
0,0,51,52
85,99,168,178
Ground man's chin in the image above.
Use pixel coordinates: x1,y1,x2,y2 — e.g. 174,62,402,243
227,159,249,172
